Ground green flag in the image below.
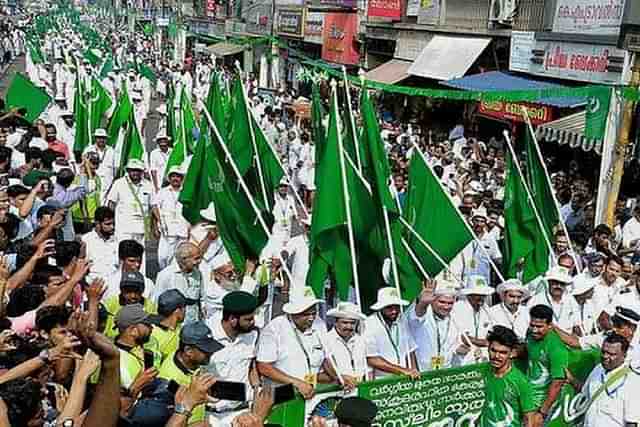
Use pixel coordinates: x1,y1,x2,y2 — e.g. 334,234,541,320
99,57,114,79
139,63,157,84
83,49,101,66
5,73,51,123
116,113,145,178
205,72,228,137
107,83,133,147
89,77,113,133
228,79,255,175
524,126,558,241
179,88,198,154
308,87,353,300
73,76,90,153
503,152,549,283
403,151,474,279
207,112,269,271
163,134,188,179
585,86,612,141
179,116,214,224
28,41,45,64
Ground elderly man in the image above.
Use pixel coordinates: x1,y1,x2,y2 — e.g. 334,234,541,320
452,276,495,364
570,276,599,337
459,207,502,285
189,203,224,279
527,266,575,332
408,280,468,371
364,287,419,379
257,287,340,400
107,158,155,247
153,242,204,323
489,279,531,340
152,166,189,270
325,302,368,383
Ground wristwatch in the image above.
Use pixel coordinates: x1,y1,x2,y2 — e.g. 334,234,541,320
38,349,50,362
174,403,192,417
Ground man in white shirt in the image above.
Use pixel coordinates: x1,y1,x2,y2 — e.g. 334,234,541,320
581,333,640,427
281,216,310,299
149,133,171,192
527,266,576,332
622,205,640,252
152,166,189,270
256,287,341,400
271,178,298,250
460,208,502,286
364,287,419,380
153,242,204,324
207,291,259,426
325,302,368,383
593,256,627,321
188,203,224,280
107,159,155,246
103,239,155,301
489,279,531,340
83,128,115,202
571,276,599,337
452,276,495,365
82,206,119,282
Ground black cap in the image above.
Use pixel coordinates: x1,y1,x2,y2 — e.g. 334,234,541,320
158,289,197,315
116,304,153,330
180,321,223,354
121,271,145,293
615,306,640,325
334,397,378,427
222,291,258,316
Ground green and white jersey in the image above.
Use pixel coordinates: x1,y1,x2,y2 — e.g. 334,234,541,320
478,365,538,427
526,330,569,407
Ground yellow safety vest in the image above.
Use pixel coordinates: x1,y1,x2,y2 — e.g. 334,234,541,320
159,352,205,425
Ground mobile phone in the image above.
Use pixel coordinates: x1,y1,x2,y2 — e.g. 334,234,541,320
143,351,154,370
167,379,180,396
273,384,295,405
208,381,247,401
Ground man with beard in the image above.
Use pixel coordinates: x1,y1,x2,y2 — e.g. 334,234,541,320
114,304,158,404
527,267,575,332
43,123,69,160
83,128,115,200
525,305,570,423
152,166,189,270
489,279,531,340
207,291,260,425
325,302,368,383
271,177,298,251
107,159,155,248
104,271,157,339
149,133,171,192
364,287,419,379
459,208,502,286
478,326,540,427
159,321,223,426
153,242,204,323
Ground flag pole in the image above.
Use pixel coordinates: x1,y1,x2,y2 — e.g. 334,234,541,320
382,205,402,299
520,107,582,272
411,141,506,283
241,86,310,218
401,238,431,281
331,80,362,309
235,63,270,210
503,130,557,260
198,99,294,281
398,217,465,289
342,66,362,172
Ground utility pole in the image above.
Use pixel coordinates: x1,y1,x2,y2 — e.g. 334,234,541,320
604,54,640,227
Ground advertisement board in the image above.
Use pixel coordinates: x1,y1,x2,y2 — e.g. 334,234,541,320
478,101,554,125
277,8,305,37
304,11,324,44
367,0,402,19
321,13,360,65
553,0,626,35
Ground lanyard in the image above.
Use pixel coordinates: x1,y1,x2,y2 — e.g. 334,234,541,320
501,304,516,331
290,319,313,375
377,313,400,364
338,336,355,371
545,292,564,323
472,311,480,338
435,316,450,356
600,369,627,397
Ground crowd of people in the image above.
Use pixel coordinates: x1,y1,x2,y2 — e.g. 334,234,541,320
0,4,639,427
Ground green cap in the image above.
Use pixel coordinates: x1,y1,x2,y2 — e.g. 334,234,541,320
23,170,51,187
222,291,258,315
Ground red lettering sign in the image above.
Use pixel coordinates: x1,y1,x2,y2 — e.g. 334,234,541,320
478,101,553,125
321,13,360,65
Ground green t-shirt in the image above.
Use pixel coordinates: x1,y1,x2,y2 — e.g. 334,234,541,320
526,329,569,407
478,365,538,427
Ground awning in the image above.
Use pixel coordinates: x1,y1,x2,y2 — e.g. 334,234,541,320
441,71,587,108
536,111,602,154
364,59,412,85
207,42,245,57
408,35,491,81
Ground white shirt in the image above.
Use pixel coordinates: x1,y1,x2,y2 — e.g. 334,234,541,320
594,277,627,317
256,315,327,384
271,194,297,238
107,177,155,234
83,144,115,201
363,312,417,379
452,299,494,340
102,269,155,301
324,328,367,379
573,297,600,336
622,216,640,249
153,261,203,323
82,230,119,281
204,276,258,325
488,303,530,340
283,234,309,296
407,304,463,371
527,290,577,332
149,147,170,180
583,364,640,427
209,320,258,411
153,186,189,238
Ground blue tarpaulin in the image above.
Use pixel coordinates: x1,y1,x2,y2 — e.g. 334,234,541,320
441,71,587,108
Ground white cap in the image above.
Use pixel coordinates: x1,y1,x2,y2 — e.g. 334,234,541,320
125,159,145,170
460,275,494,296
29,138,48,151
211,252,232,271
155,132,170,141
282,286,323,314
370,287,409,311
326,302,366,321
200,203,216,223
93,128,107,138
167,166,185,176
497,279,529,297
433,279,459,296
571,276,596,296
472,207,488,220
545,266,572,284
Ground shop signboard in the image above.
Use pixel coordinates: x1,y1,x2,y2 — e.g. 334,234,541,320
479,101,554,125
277,8,305,37
321,13,360,65
320,0,357,8
304,11,324,44
553,0,626,36
406,0,420,16
417,0,441,25
368,0,402,19
510,36,629,85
